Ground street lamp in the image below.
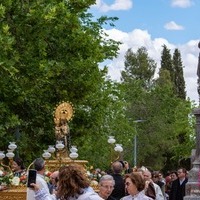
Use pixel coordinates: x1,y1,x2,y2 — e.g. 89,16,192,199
133,120,146,167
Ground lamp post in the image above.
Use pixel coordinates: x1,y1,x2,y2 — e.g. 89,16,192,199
133,120,146,167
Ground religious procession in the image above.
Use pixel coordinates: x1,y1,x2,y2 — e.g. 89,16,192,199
1,1,200,200
0,101,197,200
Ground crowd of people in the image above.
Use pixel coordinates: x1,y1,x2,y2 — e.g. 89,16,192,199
0,157,188,200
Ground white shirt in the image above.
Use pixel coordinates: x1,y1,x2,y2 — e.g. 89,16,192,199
34,187,103,200
179,178,186,185
27,173,50,200
121,191,153,200
153,183,164,200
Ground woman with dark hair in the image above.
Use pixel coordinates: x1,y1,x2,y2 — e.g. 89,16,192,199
12,157,26,177
121,172,153,200
32,163,103,200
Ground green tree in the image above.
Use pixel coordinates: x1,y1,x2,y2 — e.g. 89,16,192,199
159,46,192,170
153,69,194,171
121,47,160,167
121,47,157,122
121,46,194,170
173,48,186,99
122,47,156,89
0,0,122,167
72,80,128,169
160,44,174,83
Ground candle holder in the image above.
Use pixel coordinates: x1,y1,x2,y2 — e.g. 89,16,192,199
107,136,123,163
0,142,18,172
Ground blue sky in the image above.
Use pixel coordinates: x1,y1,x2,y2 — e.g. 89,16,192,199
90,0,200,104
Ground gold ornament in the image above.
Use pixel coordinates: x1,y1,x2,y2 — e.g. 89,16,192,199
53,101,74,140
54,101,74,126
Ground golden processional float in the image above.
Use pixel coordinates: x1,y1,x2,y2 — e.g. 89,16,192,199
43,101,88,171
1,102,91,200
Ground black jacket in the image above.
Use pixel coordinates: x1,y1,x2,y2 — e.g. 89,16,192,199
110,173,125,200
169,178,188,200
107,195,117,200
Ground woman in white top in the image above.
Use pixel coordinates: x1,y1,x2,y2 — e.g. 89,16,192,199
121,172,153,200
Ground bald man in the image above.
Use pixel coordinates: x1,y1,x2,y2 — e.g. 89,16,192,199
110,161,125,200
48,171,59,194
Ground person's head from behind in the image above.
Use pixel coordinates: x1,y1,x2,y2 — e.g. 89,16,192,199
124,172,145,196
34,158,45,172
56,164,90,199
112,161,123,174
99,175,115,199
12,157,25,172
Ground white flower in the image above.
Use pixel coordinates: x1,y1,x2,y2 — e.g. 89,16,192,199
86,171,91,176
0,170,4,176
97,174,102,178
11,177,20,186
90,180,98,186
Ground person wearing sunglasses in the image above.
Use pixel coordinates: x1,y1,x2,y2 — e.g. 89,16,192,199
121,172,153,200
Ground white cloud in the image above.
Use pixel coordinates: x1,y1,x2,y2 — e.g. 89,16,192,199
171,0,194,8
93,0,133,12
164,21,184,30
103,28,200,103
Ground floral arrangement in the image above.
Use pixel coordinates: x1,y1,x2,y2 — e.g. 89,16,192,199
86,166,102,182
0,167,55,187
44,170,52,183
0,170,13,185
0,168,27,187
86,165,103,191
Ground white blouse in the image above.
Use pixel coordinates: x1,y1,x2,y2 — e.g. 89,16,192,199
121,191,153,200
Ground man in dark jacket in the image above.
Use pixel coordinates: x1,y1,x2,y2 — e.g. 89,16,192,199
110,161,125,200
169,168,188,200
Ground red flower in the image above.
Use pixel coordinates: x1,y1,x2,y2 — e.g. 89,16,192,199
20,175,26,181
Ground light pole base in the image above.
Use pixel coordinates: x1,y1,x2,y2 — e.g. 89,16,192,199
184,159,200,199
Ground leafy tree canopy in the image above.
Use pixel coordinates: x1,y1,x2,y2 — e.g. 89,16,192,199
0,0,122,167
